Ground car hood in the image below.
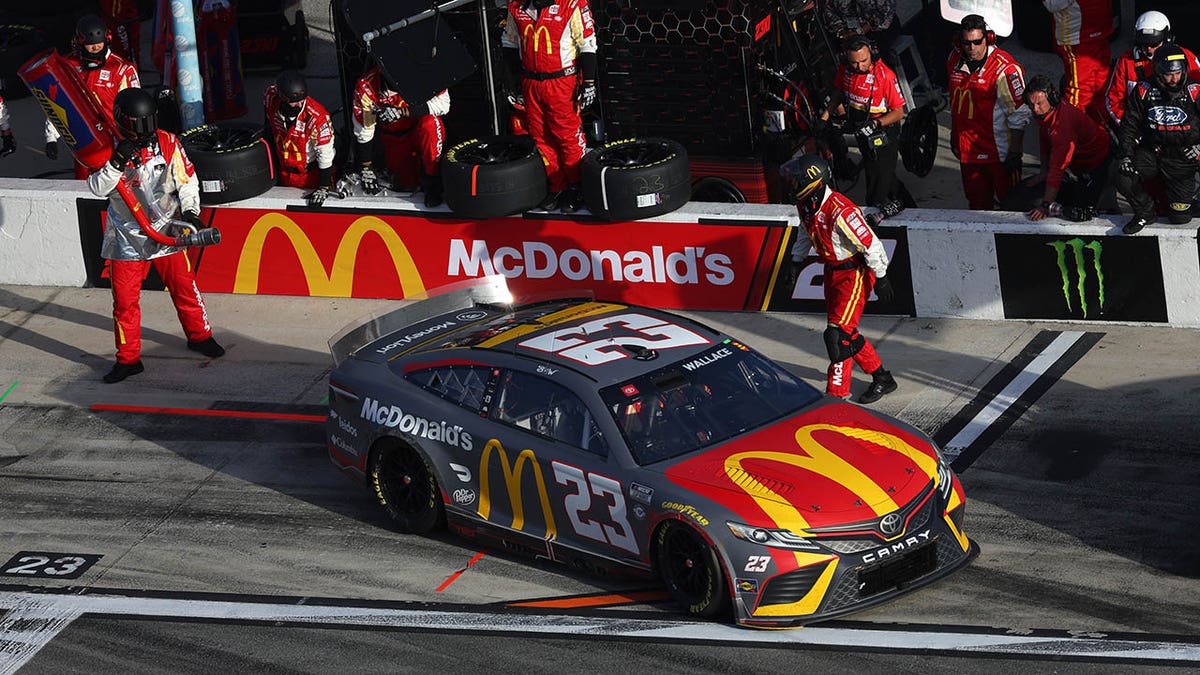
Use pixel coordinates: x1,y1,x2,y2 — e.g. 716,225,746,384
662,401,940,531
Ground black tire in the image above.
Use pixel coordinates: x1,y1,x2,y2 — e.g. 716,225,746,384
181,123,276,205
0,25,48,100
900,103,938,178
655,520,730,619
582,137,690,220
441,134,547,218
368,442,445,535
287,10,309,70
690,176,746,203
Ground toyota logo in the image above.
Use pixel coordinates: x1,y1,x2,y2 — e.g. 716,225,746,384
879,512,903,536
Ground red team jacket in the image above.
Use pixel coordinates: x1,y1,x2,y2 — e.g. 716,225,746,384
947,46,1031,164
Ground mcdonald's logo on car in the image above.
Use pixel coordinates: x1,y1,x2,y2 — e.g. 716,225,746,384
232,213,427,297
523,24,553,55
476,438,557,537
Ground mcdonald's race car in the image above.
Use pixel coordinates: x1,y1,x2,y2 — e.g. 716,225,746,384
325,278,977,627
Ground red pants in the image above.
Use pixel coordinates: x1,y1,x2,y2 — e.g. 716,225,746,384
960,162,1015,210
110,252,212,364
1057,40,1110,119
824,266,882,398
522,75,586,191
278,166,319,189
379,115,444,187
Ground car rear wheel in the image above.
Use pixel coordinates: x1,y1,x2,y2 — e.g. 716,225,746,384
655,520,730,619
368,442,445,534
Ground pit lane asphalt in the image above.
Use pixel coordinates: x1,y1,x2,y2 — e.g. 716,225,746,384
0,285,1197,673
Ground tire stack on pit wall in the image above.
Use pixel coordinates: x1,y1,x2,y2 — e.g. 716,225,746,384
582,137,690,220
181,123,276,205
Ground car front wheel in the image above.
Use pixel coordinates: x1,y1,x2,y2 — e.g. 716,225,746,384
368,442,445,534
655,520,730,619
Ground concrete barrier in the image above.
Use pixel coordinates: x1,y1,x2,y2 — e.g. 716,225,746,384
4,178,1198,327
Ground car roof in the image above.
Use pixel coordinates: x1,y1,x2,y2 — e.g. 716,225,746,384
365,298,731,387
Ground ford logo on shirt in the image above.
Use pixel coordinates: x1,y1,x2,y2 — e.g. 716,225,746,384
1148,106,1189,126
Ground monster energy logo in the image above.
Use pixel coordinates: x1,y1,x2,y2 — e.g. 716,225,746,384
1048,238,1105,318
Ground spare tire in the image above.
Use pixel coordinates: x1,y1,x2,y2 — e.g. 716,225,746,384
0,25,48,100
900,103,938,178
181,122,276,205
441,134,547,218
582,137,690,220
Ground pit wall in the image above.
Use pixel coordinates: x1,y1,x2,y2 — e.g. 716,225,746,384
2,178,1197,327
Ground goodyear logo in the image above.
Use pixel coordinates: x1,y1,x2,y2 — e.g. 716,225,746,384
233,213,426,297
1048,238,1104,318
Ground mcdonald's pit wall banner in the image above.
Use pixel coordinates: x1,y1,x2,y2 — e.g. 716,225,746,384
762,224,915,316
994,234,1168,323
183,207,792,311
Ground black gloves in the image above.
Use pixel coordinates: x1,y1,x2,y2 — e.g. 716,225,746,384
45,141,58,160
1003,151,1023,173
1118,156,1138,177
1,131,14,157
359,165,380,195
376,106,407,124
854,118,879,140
874,275,895,303
1185,145,1200,161
182,210,206,232
306,185,345,207
110,139,139,168
576,81,597,110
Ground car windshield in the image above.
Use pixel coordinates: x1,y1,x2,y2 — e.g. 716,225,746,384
600,340,822,465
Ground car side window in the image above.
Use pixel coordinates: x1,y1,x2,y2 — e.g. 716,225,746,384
408,365,492,413
494,370,609,457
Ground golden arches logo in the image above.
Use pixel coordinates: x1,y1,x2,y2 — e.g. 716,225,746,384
724,423,937,533
232,213,426,297
477,438,557,537
523,24,553,55
952,88,974,119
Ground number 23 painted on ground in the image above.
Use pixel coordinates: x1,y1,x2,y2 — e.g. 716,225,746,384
552,461,639,554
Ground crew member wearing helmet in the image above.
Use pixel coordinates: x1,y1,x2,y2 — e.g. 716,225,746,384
1041,0,1112,120
45,14,140,178
352,63,449,208
1115,45,1200,234
1013,75,1109,223
87,87,224,383
1101,11,1200,132
780,154,897,404
263,71,339,207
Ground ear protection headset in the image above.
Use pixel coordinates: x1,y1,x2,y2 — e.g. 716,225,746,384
1023,74,1060,108
842,34,879,65
954,14,996,52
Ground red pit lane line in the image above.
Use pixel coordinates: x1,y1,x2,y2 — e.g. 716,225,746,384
507,590,671,609
90,404,326,423
435,549,489,592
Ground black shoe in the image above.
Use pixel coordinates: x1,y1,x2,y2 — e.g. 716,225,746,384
1064,205,1095,222
1122,216,1151,235
187,337,225,358
857,368,897,404
421,175,443,208
560,185,584,213
103,360,144,384
539,190,562,211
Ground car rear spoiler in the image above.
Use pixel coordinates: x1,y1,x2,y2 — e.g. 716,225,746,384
327,275,513,366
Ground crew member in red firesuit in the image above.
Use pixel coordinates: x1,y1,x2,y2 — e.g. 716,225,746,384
780,153,897,404
947,14,1031,210
263,71,339,207
502,0,598,213
0,96,15,158
1014,75,1110,222
87,88,224,383
1100,11,1200,133
99,0,142,66
1042,0,1112,120
1115,45,1200,235
352,64,449,208
820,34,908,220
45,14,141,179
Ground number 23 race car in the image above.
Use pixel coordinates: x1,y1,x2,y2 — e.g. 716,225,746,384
325,278,977,627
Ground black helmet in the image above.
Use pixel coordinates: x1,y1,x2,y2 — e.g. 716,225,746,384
1153,44,1189,91
74,14,109,69
275,70,307,121
113,88,158,146
779,153,830,202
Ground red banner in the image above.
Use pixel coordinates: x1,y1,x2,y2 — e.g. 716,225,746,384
192,208,790,311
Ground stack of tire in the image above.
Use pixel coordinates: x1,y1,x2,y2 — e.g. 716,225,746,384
180,122,276,205
441,135,690,221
